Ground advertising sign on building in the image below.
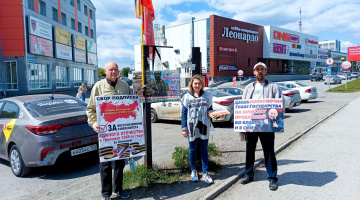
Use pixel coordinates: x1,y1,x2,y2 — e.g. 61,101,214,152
218,65,237,71
87,41,97,53
218,46,237,53
95,95,145,162
341,61,351,71
29,35,54,57
132,70,181,103
234,99,284,132
348,46,360,61
221,26,259,43
88,52,97,64
273,43,287,54
55,27,72,46
73,35,86,51
28,16,53,40
55,43,73,60
74,49,86,63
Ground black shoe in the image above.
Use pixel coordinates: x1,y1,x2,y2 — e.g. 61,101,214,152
240,176,254,184
269,180,278,191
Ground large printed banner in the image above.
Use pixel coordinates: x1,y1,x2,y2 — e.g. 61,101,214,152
88,52,97,64
87,40,97,53
55,27,72,46
132,70,180,102
96,95,145,162
73,35,86,50
29,35,53,57
28,16,52,40
55,43,72,60
74,49,86,63
234,99,284,132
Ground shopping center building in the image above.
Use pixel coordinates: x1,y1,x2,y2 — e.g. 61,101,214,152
0,0,97,97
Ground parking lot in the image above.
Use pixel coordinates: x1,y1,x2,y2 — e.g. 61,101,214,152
0,78,359,200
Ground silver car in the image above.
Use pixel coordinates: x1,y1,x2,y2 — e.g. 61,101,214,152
324,75,342,84
0,94,97,177
279,86,301,110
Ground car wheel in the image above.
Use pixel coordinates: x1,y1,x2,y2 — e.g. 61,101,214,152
150,109,158,123
9,145,31,177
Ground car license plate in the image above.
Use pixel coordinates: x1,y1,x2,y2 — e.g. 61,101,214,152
71,144,97,156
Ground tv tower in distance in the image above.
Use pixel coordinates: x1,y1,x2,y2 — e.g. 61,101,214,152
299,6,302,32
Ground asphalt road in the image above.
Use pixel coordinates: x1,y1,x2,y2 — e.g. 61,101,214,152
0,79,359,200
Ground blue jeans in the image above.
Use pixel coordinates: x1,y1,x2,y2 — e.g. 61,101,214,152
189,138,209,173
81,95,85,101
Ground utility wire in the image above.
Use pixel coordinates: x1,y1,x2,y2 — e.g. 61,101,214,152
242,0,279,13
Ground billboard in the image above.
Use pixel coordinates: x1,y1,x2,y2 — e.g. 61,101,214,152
132,70,181,102
55,43,72,60
73,35,86,51
28,16,53,40
88,52,97,64
74,49,86,63
87,40,97,53
348,46,360,61
29,35,53,57
55,27,72,46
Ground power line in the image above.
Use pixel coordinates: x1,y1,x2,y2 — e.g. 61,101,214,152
242,0,279,13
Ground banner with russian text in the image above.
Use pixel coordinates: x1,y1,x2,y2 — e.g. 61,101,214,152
234,99,284,132
96,95,145,162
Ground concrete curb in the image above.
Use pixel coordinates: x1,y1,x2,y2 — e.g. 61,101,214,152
200,103,348,200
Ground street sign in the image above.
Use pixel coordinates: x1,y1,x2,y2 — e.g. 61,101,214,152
327,67,332,74
326,58,334,66
237,70,244,77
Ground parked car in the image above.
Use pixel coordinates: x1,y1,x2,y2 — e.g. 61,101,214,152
150,88,240,123
216,86,245,96
346,72,352,80
279,86,301,110
310,74,323,81
0,94,97,177
351,72,359,79
324,75,342,84
277,81,318,102
337,73,347,80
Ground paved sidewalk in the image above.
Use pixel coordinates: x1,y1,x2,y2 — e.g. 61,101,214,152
215,97,360,200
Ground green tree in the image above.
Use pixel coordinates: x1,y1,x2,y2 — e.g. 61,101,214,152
122,67,131,77
98,68,105,78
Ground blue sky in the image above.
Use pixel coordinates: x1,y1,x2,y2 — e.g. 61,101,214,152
92,0,360,69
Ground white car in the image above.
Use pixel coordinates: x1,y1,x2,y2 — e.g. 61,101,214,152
279,86,301,110
277,81,318,102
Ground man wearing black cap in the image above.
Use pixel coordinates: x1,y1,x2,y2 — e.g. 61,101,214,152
240,62,283,191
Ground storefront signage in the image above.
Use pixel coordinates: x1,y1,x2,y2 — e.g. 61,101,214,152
88,52,97,64
218,46,237,53
73,35,86,51
348,46,360,61
342,61,351,71
29,16,53,40
55,43,72,60
305,50,317,58
292,44,301,49
27,57,37,62
319,55,328,59
221,27,259,43
305,38,318,44
55,27,72,46
274,31,299,43
29,35,54,57
74,49,86,63
318,50,328,55
289,52,305,58
218,65,237,71
87,41,97,53
273,43,286,54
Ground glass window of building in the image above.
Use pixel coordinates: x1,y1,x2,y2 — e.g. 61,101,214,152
70,0,74,6
61,13,67,26
5,62,18,90
28,0,35,11
84,5,88,16
84,69,94,86
71,18,75,30
52,8,58,22
89,9,93,19
56,66,70,88
78,22,82,33
77,0,81,11
85,26,89,36
90,29,94,38
39,0,46,16
28,63,50,89
73,68,83,87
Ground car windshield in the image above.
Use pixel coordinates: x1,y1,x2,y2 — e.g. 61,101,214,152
295,82,308,87
205,89,232,97
24,98,87,118
279,86,289,91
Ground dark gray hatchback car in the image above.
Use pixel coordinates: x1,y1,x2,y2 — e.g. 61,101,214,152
0,94,97,177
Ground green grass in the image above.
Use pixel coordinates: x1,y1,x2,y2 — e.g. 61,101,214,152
327,78,360,93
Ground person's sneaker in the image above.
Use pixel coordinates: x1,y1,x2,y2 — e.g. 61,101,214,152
202,172,214,184
269,180,278,191
191,170,198,182
240,176,254,184
112,191,130,199
102,196,111,200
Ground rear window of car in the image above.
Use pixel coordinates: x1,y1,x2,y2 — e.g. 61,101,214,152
205,89,232,97
295,82,308,87
24,98,87,118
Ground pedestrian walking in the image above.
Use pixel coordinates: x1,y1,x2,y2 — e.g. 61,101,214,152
240,62,283,191
78,83,87,101
86,61,131,200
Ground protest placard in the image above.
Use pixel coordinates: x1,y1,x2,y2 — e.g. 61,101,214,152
95,95,145,162
234,99,284,132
